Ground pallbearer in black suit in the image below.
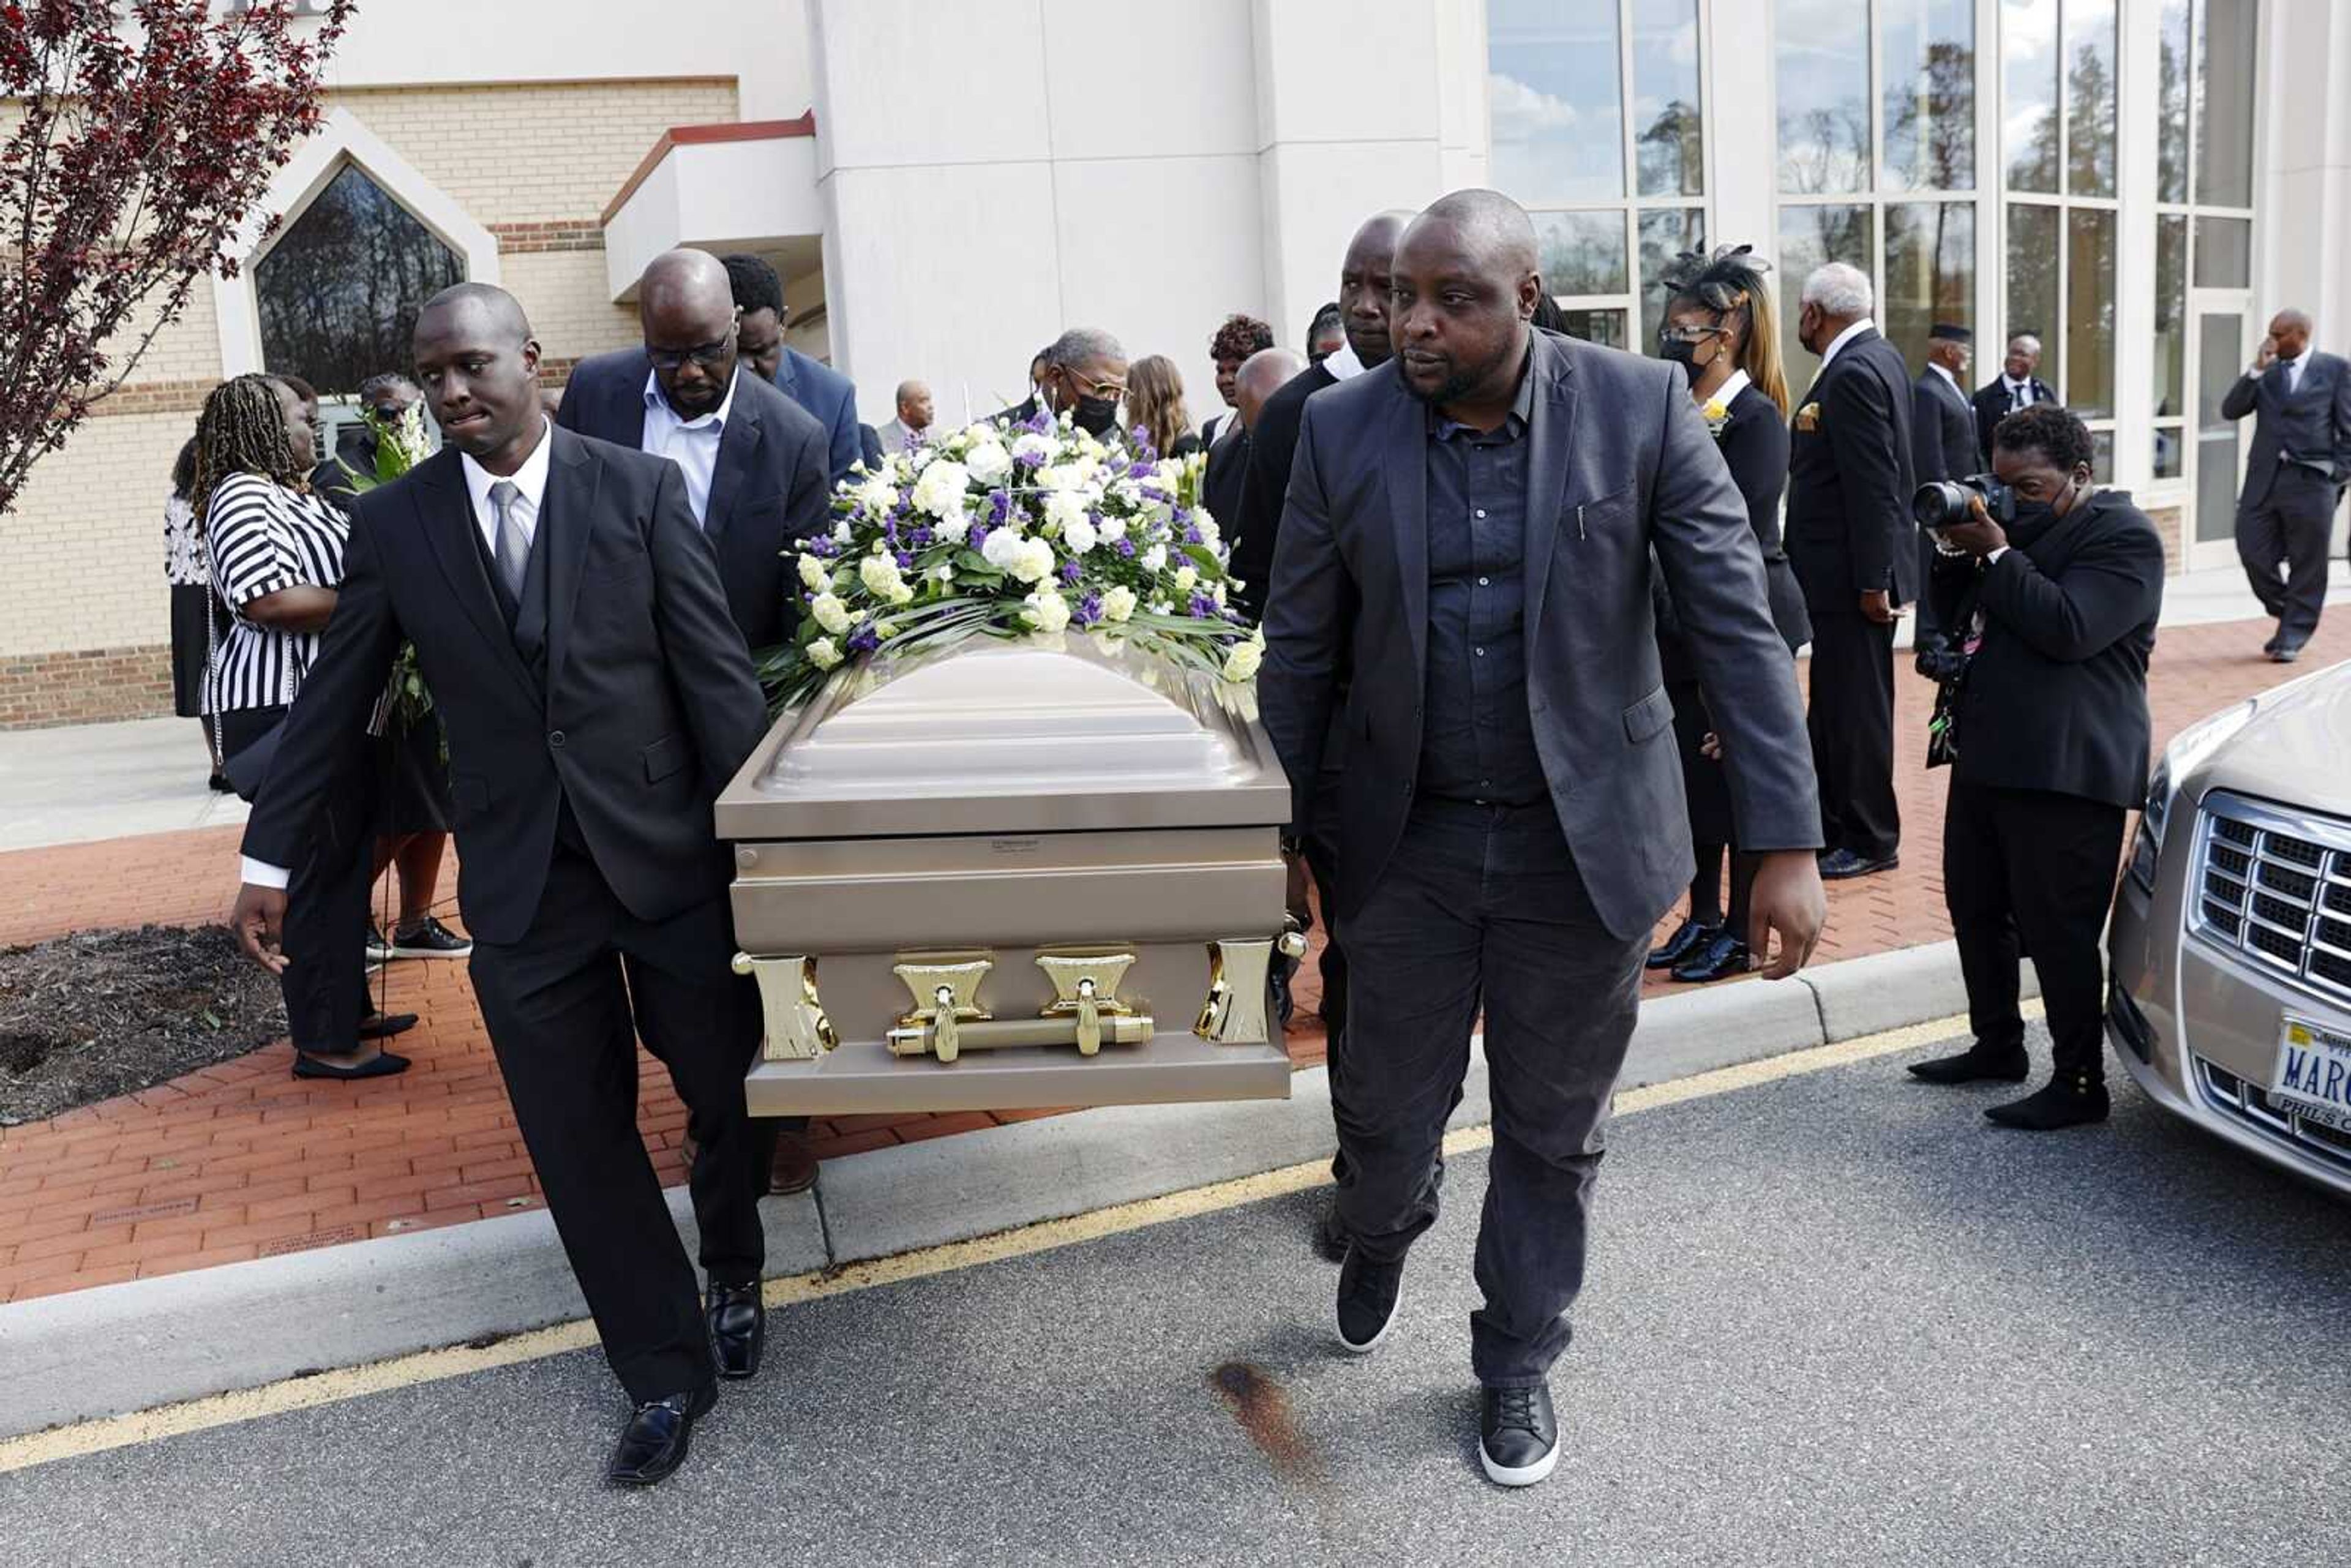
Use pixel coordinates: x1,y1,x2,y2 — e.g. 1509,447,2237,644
2220,307,2351,662
1908,405,2164,1129
230,285,772,1488
1647,247,1811,985
1910,323,1977,656
1785,262,1918,880
1262,192,1825,1488
1971,334,2058,470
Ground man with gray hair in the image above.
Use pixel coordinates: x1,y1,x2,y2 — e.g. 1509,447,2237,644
1785,259,1917,881
1037,327,1129,440
878,378,933,453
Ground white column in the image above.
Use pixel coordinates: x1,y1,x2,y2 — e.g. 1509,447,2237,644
1708,0,1780,260
2110,0,2163,496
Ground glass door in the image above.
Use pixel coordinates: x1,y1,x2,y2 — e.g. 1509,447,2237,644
2189,294,2252,571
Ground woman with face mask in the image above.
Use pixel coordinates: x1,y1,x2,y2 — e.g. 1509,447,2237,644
1645,247,1813,985
1905,403,2165,1130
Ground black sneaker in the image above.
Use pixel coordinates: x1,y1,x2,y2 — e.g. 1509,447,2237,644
1334,1247,1403,1354
1479,1381,1561,1487
389,916,473,959
366,926,394,966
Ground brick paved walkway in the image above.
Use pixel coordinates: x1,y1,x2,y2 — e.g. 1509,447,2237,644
1,613,2337,1304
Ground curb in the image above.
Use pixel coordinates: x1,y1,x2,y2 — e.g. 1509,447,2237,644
0,938,2023,1438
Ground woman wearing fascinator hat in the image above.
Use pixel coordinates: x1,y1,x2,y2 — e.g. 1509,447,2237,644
1644,246,1813,985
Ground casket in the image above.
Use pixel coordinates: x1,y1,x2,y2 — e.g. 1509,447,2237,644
714,637,1300,1116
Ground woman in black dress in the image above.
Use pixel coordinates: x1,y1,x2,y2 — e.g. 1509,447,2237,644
1646,247,1811,983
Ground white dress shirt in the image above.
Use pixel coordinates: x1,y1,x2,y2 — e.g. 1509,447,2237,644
2282,347,2312,396
1709,367,1753,408
1815,318,1876,377
1322,342,1368,381
640,369,737,525
1929,361,1965,400
241,419,556,890
2001,374,2038,410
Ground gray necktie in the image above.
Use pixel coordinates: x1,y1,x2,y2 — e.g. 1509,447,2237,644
488,480,528,606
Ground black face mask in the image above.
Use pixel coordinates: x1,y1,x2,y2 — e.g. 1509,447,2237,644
2006,478,2080,548
1660,338,1702,370
1073,392,1121,438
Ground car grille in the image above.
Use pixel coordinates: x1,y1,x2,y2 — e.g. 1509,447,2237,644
2189,794,2351,1006
2194,1056,2351,1176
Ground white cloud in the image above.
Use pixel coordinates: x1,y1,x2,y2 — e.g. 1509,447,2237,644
1488,72,1583,138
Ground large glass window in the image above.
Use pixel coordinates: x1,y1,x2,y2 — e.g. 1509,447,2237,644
2004,201,2062,393
2002,0,2060,192
255,161,465,397
1779,205,1876,392
1777,0,1872,195
1493,0,1708,351
2196,0,2257,208
1885,203,1975,372
2064,208,2116,418
2064,0,2118,198
1883,0,1977,191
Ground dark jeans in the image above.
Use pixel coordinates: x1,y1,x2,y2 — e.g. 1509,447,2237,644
1336,798,1646,1387
1943,779,2125,1082
468,845,765,1405
218,703,373,1052
1807,610,1901,861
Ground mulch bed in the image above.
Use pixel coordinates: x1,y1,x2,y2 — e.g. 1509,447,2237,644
0,925,284,1127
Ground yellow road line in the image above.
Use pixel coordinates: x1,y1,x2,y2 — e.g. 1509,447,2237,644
0,1005,2020,1475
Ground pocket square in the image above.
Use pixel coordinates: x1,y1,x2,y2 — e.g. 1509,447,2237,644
1794,402,1822,432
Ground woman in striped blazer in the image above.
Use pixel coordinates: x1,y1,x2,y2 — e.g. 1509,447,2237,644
198,374,413,1080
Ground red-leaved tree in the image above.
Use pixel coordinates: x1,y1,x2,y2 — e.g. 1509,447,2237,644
0,0,353,516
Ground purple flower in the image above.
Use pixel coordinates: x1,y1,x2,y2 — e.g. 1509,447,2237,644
1013,446,1046,468
988,489,1013,523
1188,592,1218,619
909,525,934,547
895,550,916,571
1060,561,1083,585
1024,408,1054,435
1075,592,1104,628
1128,427,1158,462
847,621,882,656
1116,538,1136,558
1183,523,1204,546
968,525,991,552
807,536,837,558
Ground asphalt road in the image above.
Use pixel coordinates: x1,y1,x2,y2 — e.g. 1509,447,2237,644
5,1026,2347,1567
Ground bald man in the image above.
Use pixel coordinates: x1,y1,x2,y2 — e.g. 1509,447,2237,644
1260,190,1825,1488
2221,308,2351,659
879,379,934,453
233,283,774,1484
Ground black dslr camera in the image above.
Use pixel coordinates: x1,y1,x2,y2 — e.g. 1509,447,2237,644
1912,473,2015,531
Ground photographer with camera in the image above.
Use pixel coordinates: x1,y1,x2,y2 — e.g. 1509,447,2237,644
1906,405,2164,1130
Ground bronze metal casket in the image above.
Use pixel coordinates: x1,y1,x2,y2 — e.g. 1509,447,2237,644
716,639,1299,1116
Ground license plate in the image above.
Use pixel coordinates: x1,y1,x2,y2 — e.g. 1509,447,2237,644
2270,1016,2351,1132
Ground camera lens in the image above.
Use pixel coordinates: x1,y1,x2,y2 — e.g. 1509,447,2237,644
1911,481,1971,530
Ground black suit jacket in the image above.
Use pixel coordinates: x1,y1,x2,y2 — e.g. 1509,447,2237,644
1260,331,1821,940
1659,381,1809,679
1971,377,2058,470
555,350,831,652
240,429,770,945
2219,351,2351,509
1925,489,2164,809
1230,361,1338,621
1202,422,1248,545
1787,328,1919,609
1911,369,1978,485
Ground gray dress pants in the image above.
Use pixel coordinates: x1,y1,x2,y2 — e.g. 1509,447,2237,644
1334,797,1648,1388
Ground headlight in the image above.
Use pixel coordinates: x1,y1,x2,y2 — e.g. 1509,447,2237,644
2146,699,2256,846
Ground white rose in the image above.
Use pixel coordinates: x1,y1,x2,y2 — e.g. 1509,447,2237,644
1062,516,1099,555
1140,544,1168,573
855,475,896,514
798,553,830,591
981,530,1025,571
1011,432,1054,465
1043,490,1090,535
807,637,843,670
1097,515,1128,543
1210,579,1229,606
930,563,956,583
809,592,853,636
1011,537,1057,584
1036,464,1082,492
965,440,1011,485
831,520,853,544
1221,639,1263,682
934,512,971,546
1022,590,1072,633
1109,479,1142,510
860,554,915,606
1101,585,1138,623
1193,514,1221,549
910,460,970,519
1172,564,1198,593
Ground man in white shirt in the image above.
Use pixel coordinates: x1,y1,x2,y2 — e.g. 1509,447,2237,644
1971,334,2059,468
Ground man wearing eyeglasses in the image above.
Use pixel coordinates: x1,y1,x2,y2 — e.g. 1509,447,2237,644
555,249,834,1204
1034,327,1131,441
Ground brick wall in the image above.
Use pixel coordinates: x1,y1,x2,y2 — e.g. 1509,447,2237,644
2148,503,2186,575
0,646,174,729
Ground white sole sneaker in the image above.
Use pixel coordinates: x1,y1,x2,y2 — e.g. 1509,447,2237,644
1335,1279,1400,1355
1479,1435,1561,1487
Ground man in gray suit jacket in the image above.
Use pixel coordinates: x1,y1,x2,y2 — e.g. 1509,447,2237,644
2221,307,2351,660
1261,191,1826,1490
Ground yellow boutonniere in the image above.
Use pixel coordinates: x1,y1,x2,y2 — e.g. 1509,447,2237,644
1794,401,1823,432
1701,399,1731,438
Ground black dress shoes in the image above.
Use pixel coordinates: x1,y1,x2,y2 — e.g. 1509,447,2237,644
1818,848,1899,880
707,1280,764,1379
1646,918,1715,970
605,1384,717,1487
2263,630,2282,655
1908,1043,2031,1084
1479,1381,1561,1487
1335,1247,1404,1354
1670,931,1749,984
2270,641,2305,664
1985,1072,2110,1130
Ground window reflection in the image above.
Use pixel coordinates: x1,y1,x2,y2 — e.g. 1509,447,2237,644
2006,202,2062,392
1779,203,1874,391
2064,0,2118,197
2065,207,2117,418
1637,209,1706,348
1885,202,1974,369
2196,0,2257,207
2002,0,2060,193
1883,0,1976,192
2193,216,2250,288
1630,0,1703,197
2154,216,2187,417
2157,0,2191,203
1551,306,1629,350
1532,210,1629,296
1489,0,1625,205
1777,0,1872,193
255,162,465,398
